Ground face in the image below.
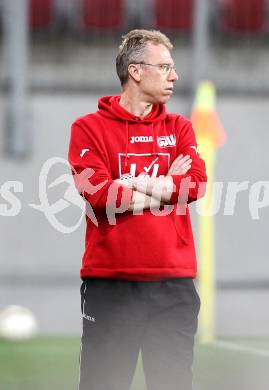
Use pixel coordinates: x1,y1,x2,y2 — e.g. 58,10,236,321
131,42,179,104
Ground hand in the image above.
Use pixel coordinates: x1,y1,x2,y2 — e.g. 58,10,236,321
114,177,133,188
167,154,192,176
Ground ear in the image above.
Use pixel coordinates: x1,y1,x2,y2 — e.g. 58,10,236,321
128,64,142,83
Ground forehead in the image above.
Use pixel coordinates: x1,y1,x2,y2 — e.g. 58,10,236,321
144,42,174,64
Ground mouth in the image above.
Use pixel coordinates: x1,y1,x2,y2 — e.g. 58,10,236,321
165,88,174,94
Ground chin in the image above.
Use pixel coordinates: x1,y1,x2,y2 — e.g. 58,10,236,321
153,95,170,104
147,93,171,105
160,95,171,104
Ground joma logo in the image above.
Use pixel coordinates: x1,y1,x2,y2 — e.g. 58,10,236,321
130,136,153,144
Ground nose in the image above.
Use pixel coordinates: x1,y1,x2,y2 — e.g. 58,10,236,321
168,68,179,82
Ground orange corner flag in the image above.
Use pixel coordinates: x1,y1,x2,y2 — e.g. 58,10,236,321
191,81,226,148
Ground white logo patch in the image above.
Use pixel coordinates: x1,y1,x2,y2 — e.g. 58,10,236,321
189,146,197,152
143,157,159,174
80,148,89,158
118,153,170,178
157,135,176,148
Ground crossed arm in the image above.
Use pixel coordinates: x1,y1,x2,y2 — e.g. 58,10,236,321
115,154,192,211
69,120,206,215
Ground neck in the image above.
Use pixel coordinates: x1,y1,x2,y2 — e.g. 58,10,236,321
119,89,153,118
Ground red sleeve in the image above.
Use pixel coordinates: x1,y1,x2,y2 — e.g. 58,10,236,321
169,117,207,205
68,119,133,217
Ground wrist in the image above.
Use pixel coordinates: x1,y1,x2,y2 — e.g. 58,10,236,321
120,173,135,189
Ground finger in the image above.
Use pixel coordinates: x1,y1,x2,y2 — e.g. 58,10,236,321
172,154,185,164
177,155,191,165
181,161,192,170
184,160,192,166
183,164,192,172
179,158,192,168
184,166,191,172
171,157,190,170
168,157,192,174
185,164,191,169
174,154,187,163
179,154,190,160
169,157,182,168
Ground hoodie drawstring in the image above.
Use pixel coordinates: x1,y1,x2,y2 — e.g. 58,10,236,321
125,121,131,167
151,122,162,158
124,120,164,171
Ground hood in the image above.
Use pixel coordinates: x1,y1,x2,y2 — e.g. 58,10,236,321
97,95,169,169
97,95,167,123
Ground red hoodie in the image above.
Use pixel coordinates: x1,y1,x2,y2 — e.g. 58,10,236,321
68,95,207,281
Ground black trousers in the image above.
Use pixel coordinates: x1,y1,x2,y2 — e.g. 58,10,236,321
78,277,200,390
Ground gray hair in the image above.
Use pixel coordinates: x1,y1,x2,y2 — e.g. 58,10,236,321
116,29,173,87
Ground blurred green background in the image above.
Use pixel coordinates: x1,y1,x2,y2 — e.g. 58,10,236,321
1,337,269,390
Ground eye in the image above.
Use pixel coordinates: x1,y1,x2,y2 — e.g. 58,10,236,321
160,64,169,72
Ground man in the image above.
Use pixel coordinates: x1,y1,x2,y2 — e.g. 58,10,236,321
68,29,207,390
